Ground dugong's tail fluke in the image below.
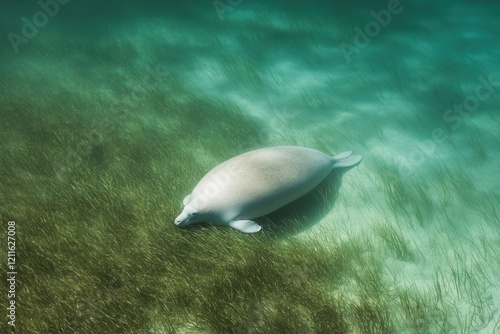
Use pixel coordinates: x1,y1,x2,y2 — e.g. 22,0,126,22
332,151,362,168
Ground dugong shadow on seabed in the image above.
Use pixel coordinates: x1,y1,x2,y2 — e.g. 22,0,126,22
256,166,355,238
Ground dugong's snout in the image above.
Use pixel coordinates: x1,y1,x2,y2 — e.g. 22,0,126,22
174,206,200,227
174,212,189,227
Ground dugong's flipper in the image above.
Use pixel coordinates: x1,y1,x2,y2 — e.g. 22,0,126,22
332,151,362,168
229,220,262,233
183,195,191,206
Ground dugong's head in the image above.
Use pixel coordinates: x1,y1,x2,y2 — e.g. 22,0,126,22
174,205,203,227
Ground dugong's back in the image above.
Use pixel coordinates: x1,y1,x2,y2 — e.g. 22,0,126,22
192,146,334,220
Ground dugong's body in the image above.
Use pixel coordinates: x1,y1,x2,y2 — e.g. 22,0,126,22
175,146,362,233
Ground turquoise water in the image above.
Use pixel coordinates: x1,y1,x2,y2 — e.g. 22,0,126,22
1,0,500,333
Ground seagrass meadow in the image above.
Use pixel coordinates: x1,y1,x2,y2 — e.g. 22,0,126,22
1,0,500,333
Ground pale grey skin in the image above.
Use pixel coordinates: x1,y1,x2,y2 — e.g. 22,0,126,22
174,146,362,233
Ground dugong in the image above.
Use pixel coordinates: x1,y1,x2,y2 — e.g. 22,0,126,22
174,146,362,233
